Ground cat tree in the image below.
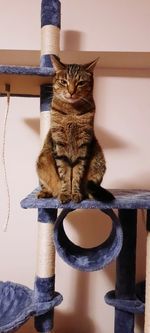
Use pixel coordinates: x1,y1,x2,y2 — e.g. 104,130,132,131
0,1,149,332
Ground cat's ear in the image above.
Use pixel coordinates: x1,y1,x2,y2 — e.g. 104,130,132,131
50,55,66,72
84,58,99,73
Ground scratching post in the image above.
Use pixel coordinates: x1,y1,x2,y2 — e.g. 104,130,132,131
40,0,60,68
34,1,61,332
40,0,60,144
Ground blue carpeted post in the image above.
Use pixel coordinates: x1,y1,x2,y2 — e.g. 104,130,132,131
34,1,61,332
114,209,137,333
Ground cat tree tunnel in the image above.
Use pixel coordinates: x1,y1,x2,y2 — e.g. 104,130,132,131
0,0,150,333
54,208,123,272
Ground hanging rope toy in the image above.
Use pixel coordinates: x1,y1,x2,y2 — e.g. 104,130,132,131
1,84,11,231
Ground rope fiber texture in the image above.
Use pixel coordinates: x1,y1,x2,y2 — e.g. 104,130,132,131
0,87,11,231
41,25,60,56
36,222,55,278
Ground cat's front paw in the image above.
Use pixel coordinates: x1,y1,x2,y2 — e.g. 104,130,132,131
37,190,52,199
72,193,83,203
59,193,71,204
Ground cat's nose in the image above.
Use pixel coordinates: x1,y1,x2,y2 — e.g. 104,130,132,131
66,92,75,98
68,83,76,96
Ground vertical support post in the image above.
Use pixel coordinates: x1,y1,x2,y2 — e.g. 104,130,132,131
40,0,61,145
35,82,57,333
144,210,150,333
34,209,57,333
34,1,61,332
40,0,61,68
115,209,137,333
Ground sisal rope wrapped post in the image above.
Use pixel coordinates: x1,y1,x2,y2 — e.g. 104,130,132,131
144,210,150,333
34,1,61,332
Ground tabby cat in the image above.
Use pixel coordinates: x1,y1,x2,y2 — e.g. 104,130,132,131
36,55,114,203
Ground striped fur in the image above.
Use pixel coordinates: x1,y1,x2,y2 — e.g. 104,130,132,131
36,56,110,203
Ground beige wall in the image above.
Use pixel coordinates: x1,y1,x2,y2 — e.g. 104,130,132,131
1,0,150,51
0,1,149,332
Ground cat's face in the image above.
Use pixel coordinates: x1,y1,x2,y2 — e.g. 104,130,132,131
51,56,98,103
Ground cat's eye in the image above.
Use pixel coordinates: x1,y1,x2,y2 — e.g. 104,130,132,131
59,79,67,86
77,80,87,87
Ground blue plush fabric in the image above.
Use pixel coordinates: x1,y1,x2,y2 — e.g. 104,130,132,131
34,276,62,332
0,281,62,333
0,65,53,76
114,310,134,333
53,208,123,271
38,208,57,223
41,0,61,28
22,187,124,272
21,188,150,209
35,276,57,302
40,84,53,112
40,55,54,69
105,290,144,314
105,210,142,333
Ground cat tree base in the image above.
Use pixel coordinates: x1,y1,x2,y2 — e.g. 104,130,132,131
20,188,149,333
0,281,62,333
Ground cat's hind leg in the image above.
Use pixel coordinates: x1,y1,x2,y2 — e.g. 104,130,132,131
37,184,53,199
86,138,106,186
85,138,114,201
36,147,61,199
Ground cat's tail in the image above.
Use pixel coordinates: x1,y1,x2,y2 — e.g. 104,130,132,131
87,180,115,202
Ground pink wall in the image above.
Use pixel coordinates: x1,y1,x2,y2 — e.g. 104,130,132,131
1,0,150,52
61,0,150,51
0,1,149,332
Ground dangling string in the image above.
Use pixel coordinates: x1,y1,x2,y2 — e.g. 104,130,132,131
1,85,11,231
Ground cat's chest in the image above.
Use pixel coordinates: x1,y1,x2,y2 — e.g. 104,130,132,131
64,120,80,139
51,113,93,161
52,114,89,140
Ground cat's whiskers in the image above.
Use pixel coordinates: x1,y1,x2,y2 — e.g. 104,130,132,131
81,97,93,106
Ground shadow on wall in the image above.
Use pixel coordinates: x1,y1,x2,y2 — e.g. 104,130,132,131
55,273,95,333
96,68,150,79
61,30,85,51
121,176,150,190
24,118,40,136
94,125,130,150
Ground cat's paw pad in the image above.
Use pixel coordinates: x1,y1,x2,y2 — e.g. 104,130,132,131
37,190,52,199
59,193,71,203
72,193,83,203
